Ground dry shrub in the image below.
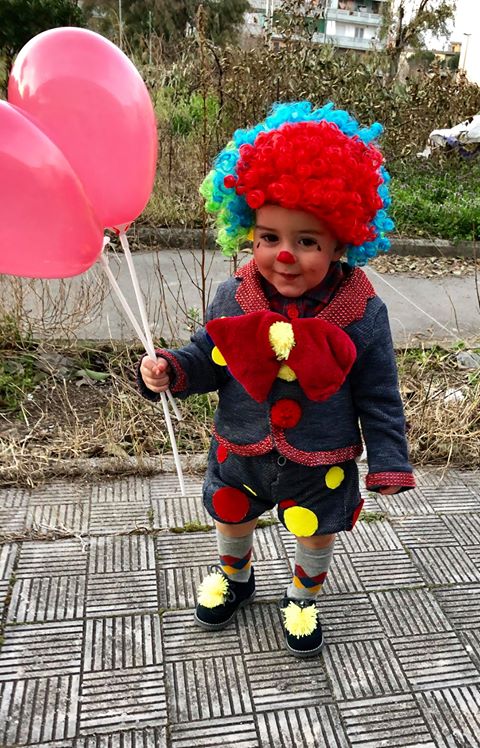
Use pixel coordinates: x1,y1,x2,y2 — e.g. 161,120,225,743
399,348,480,467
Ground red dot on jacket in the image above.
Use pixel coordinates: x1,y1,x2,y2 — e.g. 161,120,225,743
270,399,302,429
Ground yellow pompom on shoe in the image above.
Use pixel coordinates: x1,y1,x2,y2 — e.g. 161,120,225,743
195,567,256,631
197,571,229,608
280,597,324,657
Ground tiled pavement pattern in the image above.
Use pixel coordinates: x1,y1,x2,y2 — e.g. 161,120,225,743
0,468,480,747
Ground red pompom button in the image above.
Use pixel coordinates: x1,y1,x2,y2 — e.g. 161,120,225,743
212,487,250,523
216,444,229,463
270,399,302,429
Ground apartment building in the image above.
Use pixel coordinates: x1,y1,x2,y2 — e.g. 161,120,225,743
244,0,387,51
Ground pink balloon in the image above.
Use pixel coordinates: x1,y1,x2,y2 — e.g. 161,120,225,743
8,27,158,229
0,101,103,279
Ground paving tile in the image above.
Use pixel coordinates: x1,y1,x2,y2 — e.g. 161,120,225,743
156,532,217,568
152,494,210,530
338,520,403,553
0,580,10,618
320,593,384,644
149,473,203,499
79,666,166,734
466,545,480,567
0,675,80,745
88,535,156,574
370,589,452,637
391,632,480,690
169,715,258,747
414,468,474,488
244,650,331,711
83,614,162,671
89,478,151,533
323,639,409,700
16,539,88,578
443,514,480,545
340,693,435,747
391,516,458,547
88,504,151,534
350,550,424,591
7,575,86,623
0,488,29,533
377,488,435,517
162,609,242,661
75,728,167,747
434,585,480,629
409,547,480,585
157,564,207,609
238,602,285,654
257,705,349,747
0,621,83,681
460,630,480,670
0,543,18,580
323,552,364,595
90,477,150,504
419,486,479,514
416,685,480,748
253,524,285,560
26,499,89,535
253,558,294,599
165,655,252,723
86,570,158,617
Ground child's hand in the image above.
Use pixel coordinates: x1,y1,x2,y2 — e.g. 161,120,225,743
378,486,399,495
140,357,171,393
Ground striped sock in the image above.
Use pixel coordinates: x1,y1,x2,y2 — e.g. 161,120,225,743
217,530,253,583
287,539,335,600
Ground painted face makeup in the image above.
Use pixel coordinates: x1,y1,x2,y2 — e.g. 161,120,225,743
253,205,343,298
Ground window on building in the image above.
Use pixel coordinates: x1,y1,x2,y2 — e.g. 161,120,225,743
354,26,365,39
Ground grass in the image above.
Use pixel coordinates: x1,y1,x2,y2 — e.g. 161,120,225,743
390,158,480,242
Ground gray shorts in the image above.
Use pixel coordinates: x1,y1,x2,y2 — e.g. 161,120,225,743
204,438,363,536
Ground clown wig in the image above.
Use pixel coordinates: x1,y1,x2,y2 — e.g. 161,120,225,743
200,101,394,266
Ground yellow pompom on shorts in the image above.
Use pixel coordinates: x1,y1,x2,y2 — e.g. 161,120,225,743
204,438,363,536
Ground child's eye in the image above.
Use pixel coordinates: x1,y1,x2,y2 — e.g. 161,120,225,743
298,237,319,248
260,233,278,244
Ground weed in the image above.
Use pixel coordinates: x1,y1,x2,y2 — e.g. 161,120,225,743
169,521,214,533
359,510,387,523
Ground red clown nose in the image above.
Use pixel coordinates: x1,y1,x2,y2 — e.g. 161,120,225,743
276,250,296,264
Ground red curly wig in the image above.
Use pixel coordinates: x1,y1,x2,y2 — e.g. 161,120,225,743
233,120,384,246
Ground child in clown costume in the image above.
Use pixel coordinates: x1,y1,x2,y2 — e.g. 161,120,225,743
138,101,415,658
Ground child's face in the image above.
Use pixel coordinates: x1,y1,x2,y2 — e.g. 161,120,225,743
253,205,343,298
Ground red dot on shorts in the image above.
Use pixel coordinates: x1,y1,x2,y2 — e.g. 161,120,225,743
216,444,229,463
212,487,251,523
279,499,297,510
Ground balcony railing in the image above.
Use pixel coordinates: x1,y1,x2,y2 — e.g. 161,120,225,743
326,8,381,25
312,32,382,50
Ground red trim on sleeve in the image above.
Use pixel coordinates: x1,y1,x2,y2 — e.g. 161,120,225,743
155,349,188,393
366,472,416,490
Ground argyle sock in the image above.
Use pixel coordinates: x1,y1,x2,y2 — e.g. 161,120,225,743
217,530,254,583
287,539,336,600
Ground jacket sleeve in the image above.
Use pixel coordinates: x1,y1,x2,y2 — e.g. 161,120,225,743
349,303,415,492
136,292,230,402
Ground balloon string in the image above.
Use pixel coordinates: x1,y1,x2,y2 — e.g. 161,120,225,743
118,231,182,421
99,246,186,498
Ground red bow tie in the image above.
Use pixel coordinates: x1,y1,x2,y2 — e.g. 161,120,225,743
206,310,356,403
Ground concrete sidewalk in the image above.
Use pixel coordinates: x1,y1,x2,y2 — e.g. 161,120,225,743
1,466,480,746
6,250,480,346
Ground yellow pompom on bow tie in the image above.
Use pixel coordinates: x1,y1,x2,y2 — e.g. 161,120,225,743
197,571,229,608
282,601,318,637
269,321,295,361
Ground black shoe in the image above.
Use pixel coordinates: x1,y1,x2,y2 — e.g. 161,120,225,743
194,566,256,630
280,596,324,658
